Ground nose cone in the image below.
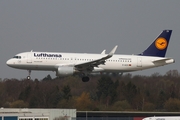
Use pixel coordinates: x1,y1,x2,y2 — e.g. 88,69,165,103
6,59,13,67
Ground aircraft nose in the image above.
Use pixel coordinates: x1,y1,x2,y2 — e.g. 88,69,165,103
6,59,13,66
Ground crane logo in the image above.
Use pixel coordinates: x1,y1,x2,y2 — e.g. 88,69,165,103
155,38,167,50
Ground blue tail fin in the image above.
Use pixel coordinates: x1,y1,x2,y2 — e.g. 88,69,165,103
140,30,172,57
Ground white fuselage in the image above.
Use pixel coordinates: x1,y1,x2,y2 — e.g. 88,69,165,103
6,51,175,74
143,116,180,120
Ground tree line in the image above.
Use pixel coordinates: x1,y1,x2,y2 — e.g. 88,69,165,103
1,69,180,111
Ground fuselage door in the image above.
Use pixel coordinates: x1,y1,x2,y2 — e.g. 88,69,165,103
137,57,142,67
27,53,32,63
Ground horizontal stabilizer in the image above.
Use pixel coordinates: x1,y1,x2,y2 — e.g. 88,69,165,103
152,58,175,63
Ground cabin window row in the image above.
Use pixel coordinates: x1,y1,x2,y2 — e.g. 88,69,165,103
35,57,131,62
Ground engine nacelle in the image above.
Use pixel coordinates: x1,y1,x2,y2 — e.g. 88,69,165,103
56,66,75,76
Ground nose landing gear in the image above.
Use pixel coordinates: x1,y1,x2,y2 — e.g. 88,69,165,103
27,70,31,80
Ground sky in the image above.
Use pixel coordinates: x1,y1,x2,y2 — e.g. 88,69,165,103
0,0,180,80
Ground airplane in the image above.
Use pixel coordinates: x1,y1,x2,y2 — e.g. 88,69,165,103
143,116,180,120
6,30,175,82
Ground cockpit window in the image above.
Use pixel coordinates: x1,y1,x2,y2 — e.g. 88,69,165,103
13,56,21,59
13,56,18,59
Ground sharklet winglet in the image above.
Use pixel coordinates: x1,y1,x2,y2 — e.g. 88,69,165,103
108,45,118,57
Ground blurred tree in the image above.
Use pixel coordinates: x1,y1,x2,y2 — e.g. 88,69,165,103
156,90,167,109
49,86,62,107
164,98,180,112
151,72,162,78
143,102,155,111
57,98,75,108
75,92,93,110
165,70,179,78
29,95,39,108
123,81,137,105
19,85,32,101
1,70,180,111
111,100,131,111
62,85,72,101
10,100,28,108
96,76,118,107
42,74,52,81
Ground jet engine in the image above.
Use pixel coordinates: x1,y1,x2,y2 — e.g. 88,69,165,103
56,66,75,76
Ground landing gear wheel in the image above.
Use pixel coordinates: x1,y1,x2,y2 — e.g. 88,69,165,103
27,76,31,80
82,76,90,82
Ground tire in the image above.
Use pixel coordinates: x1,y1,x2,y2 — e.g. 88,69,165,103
27,76,31,80
82,76,89,82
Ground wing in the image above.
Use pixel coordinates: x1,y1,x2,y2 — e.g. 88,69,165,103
75,45,118,72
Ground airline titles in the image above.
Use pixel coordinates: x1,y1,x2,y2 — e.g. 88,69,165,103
34,53,62,58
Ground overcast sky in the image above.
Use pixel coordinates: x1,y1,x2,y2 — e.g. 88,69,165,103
1,0,180,80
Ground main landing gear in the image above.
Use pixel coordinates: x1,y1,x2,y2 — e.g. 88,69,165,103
27,70,31,80
119,72,123,77
82,76,90,82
